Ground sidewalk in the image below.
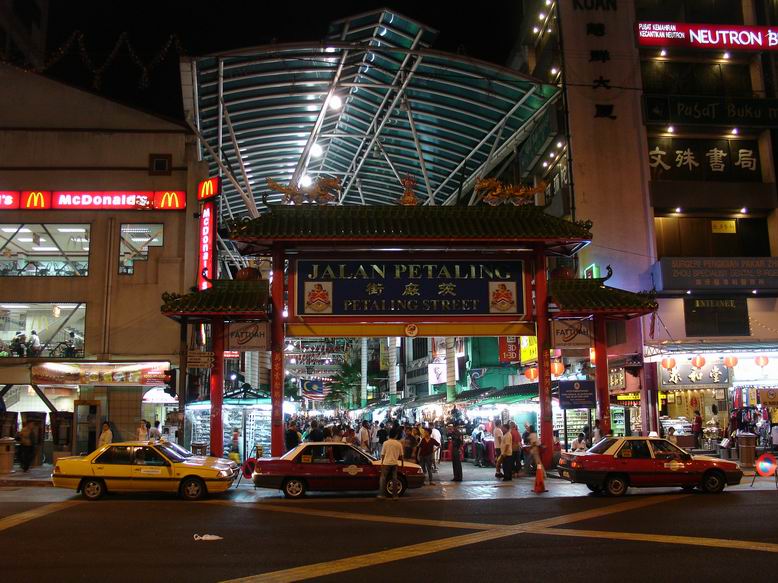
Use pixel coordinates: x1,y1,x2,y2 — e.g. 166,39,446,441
0,464,53,487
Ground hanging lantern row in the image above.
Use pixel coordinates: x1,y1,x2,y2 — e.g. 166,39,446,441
660,355,770,369
756,355,769,368
660,357,676,370
524,367,539,381
550,361,565,376
691,355,706,369
723,356,738,368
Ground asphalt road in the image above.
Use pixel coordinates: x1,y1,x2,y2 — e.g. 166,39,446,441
1,479,777,583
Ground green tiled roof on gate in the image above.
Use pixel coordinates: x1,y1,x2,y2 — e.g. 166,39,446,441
160,280,269,319
549,277,657,319
229,205,592,252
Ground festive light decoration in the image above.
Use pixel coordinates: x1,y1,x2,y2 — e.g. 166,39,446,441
524,367,539,381
755,355,769,368
267,177,340,205
550,361,565,376
691,355,706,369
723,356,738,368
475,178,547,206
398,175,419,206
660,357,676,370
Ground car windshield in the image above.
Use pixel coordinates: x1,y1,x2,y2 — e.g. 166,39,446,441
164,442,194,458
588,438,619,454
155,444,187,463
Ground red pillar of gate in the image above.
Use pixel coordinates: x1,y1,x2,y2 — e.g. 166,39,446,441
594,315,611,437
270,244,285,456
210,318,224,457
534,248,553,469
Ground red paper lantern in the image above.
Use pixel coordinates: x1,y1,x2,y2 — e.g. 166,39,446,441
550,361,565,376
660,357,676,370
723,356,738,368
691,355,706,369
756,355,769,368
524,367,539,381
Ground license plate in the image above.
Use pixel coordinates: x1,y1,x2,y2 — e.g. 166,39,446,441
560,470,570,479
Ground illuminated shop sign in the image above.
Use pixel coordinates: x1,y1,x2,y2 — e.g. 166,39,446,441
291,259,528,320
1,190,186,210
197,177,221,201
197,200,216,291
637,22,778,51
647,138,760,183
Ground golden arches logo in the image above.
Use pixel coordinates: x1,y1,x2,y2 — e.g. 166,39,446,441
198,177,219,200
24,191,47,209
158,191,181,209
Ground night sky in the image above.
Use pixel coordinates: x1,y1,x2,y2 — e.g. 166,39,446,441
43,1,523,120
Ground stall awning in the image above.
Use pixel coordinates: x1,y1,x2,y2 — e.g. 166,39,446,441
160,280,269,321
549,277,657,319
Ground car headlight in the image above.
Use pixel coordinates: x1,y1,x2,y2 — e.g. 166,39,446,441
217,470,230,478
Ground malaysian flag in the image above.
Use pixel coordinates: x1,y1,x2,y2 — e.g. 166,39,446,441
302,379,331,401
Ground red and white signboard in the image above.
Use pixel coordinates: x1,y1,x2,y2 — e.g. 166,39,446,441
498,336,520,363
197,200,216,291
0,190,186,210
197,177,221,201
637,22,778,51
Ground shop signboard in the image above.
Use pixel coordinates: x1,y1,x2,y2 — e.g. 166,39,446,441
609,367,626,391
644,95,778,128
225,322,269,351
647,138,760,183
520,336,538,364
291,259,528,321
32,362,168,385
197,177,221,201
428,362,459,385
197,200,216,291
637,22,778,51
758,389,778,406
684,298,750,337
552,320,592,348
0,190,186,211
187,351,215,369
659,362,730,389
559,381,596,410
654,257,778,292
499,336,520,363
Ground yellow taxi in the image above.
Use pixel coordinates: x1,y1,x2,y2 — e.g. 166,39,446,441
52,441,238,500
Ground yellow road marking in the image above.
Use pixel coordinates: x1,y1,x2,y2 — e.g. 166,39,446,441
208,500,500,530
0,500,82,534
221,494,683,582
531,527,778,553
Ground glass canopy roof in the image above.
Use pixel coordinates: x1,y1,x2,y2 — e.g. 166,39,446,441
182,9,559,216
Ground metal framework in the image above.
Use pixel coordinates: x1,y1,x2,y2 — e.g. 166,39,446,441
181,9,559,215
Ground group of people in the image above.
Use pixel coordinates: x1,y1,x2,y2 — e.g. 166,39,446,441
136,419,162,441
6,330,41,357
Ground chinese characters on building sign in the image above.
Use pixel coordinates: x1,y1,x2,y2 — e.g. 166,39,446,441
293,259,526,319
637,22,778,51
648,138,760,182
659,362,730,388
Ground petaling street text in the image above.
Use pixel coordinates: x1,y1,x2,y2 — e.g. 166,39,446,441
342,298,481,312
305,263,513,280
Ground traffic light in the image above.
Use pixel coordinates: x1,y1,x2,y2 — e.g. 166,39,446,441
163,369,178,398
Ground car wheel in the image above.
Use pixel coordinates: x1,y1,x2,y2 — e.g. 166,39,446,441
701,471,725,494
180,477,206,501
604,474,629,497
81,478,105,501
282,478,306,499
385,476,407,498
586,483,603,493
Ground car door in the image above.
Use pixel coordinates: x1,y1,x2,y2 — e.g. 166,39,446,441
613,439,655,486
649,439,696,486
292,444,334,491
332,444,376,491
92,445,134,491
132,446,175,492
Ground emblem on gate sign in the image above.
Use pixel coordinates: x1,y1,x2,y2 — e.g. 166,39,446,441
489,282,517,313
304,282,332,313
405,324,419,337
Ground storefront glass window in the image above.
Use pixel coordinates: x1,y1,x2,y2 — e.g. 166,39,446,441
0,302,86,358
0,223,90,277
119,224,164,274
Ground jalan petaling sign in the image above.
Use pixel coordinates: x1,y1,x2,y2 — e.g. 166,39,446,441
637,22,778,51
290,259,528,321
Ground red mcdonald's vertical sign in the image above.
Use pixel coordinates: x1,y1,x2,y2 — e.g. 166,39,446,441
197,200,216,291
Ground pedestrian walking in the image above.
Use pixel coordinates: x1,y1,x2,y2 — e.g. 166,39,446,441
371,421,380,456
430,423,442,472
500,423,514,481
377,422,388,456
378,428,404,499
18,419,36,472
417,430,439,485
493,420,503,478
692,410,703,449
307,420,324,442
592,419,603,444
98,422,113,447
285,421,300,452
149,421,162,440
137,420,149,441
449,424,463,482
359,420,371,451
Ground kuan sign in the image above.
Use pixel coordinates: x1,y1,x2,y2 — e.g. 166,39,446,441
291,259,528,320
226,322,269,351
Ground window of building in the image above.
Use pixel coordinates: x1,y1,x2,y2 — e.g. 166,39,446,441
654,217,770,258
684,298,750,337
412,337,428,360
119,224,164,274
636,0,743,24
0,224,89,277
0,302,86,358
641,62,752,97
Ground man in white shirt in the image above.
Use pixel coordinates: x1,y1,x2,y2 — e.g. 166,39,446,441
493,421,504,478
358,420,371,451
430,424,442,471
571,432,587,452
499,423,513,481
378,428,404,499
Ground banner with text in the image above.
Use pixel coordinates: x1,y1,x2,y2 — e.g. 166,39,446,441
637,22,778,51
648,137,760,182
559,380,597,410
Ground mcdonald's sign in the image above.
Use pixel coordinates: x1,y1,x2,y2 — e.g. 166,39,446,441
0,191,20,209
197,200,216,291
197,177,221,201
21,191,52,209
153,190,186,210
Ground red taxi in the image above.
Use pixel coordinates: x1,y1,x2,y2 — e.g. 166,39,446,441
253,442,425,498
557,436,743,496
